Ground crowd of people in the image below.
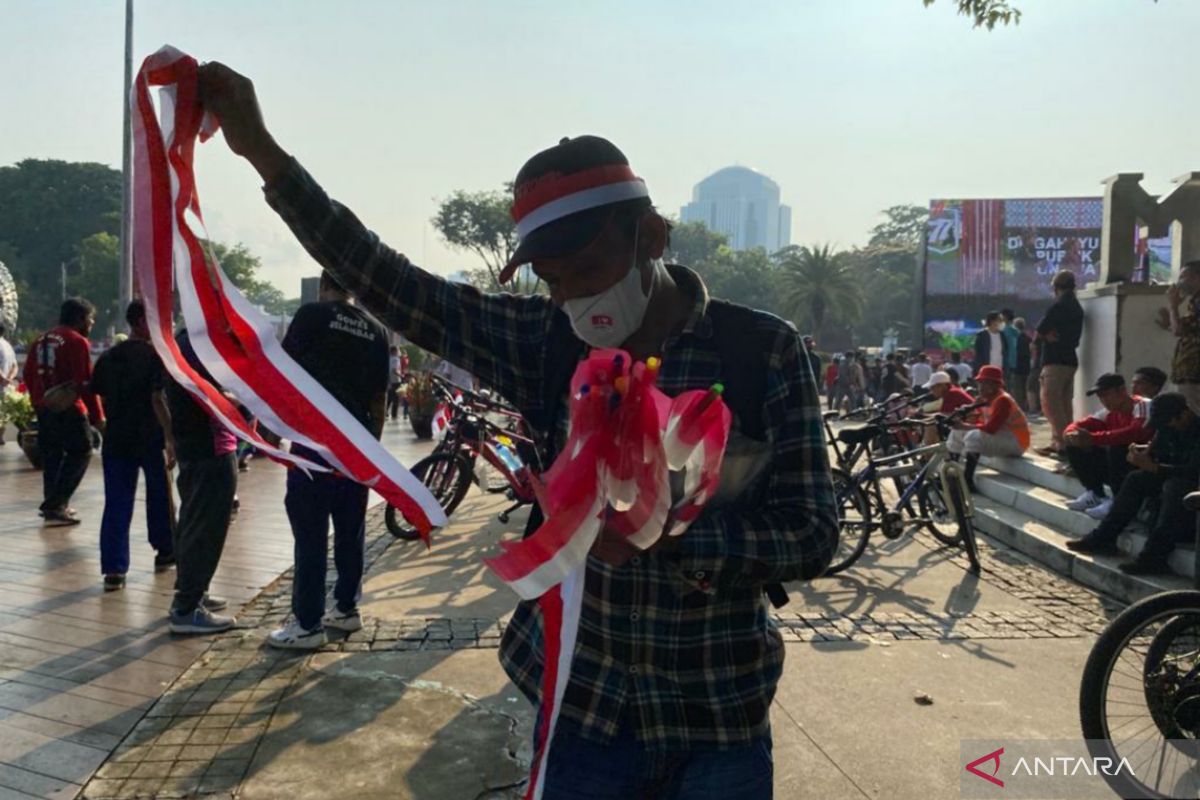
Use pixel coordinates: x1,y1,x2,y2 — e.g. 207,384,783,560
812,262,1200,577
2,58,1198,795
15,280,398,641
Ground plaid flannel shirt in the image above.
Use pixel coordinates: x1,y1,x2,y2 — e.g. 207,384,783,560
265,159,838,749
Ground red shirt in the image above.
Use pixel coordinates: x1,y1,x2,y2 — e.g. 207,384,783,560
22,326,104,422
977,391,1030,450
940,386,975,414
1066,396,1152,448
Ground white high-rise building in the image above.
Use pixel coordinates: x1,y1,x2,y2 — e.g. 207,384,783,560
680,166,792,253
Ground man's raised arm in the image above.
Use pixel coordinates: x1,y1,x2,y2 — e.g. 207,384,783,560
197,62,553,414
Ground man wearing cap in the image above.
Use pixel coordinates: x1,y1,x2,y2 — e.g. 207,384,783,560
199,63,837,797
1067,393,1200,575
1061,374,1152,520
1036,270,1085,454
953,365,1030,491
920,371,974,449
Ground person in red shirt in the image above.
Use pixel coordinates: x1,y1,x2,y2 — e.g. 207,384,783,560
953,365,1029,491
1062,373,1152,520
824,359,839,409
920,371,975,448
22,298,105,526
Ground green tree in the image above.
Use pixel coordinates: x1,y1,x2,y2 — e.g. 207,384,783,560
0,159,121,333
205,240,294,316
431,185,541,294
666,220,730,267
778,244,864,347
922,0,1021,29
842,244,919,348
868,204,929,248
72,232,120,333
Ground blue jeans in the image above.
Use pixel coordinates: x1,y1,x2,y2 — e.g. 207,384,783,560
99,446,174,574
285,468,368,630
540,723,773,800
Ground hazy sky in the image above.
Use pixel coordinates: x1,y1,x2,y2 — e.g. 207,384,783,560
2,0,1197,295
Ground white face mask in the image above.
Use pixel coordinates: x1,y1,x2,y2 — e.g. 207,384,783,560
563,224,657,348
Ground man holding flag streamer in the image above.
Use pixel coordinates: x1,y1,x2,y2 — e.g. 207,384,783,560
198,60,837,799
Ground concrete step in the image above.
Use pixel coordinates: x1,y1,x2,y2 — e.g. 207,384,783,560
980,452,1085,498
972,495,1195,604
974,470,1094,538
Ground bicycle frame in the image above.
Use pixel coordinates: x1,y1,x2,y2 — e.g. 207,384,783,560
851,436,974,532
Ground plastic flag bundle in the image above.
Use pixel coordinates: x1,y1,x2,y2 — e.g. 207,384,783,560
130,45,446,537
484,349,732,800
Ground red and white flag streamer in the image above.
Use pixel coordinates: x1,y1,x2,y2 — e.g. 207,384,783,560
485,350,731,800
130,45,446,536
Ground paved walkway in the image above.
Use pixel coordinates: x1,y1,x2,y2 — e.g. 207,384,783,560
2,412,1136,799
0,422,431,799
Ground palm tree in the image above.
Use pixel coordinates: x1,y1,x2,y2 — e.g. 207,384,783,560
777,244,865,343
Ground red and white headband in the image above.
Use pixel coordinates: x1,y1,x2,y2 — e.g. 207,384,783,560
511,164,649,241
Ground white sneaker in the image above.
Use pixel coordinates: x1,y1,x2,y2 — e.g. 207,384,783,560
266,619,324,650
322,608,363,633
1066,490,1102,512
1085,498,1114,520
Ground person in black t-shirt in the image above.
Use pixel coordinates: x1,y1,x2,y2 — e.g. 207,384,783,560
1035,270,1085,454
268,271,390,649
91,301,175,591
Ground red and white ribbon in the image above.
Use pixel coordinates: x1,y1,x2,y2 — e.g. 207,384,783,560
131,45,446,535
484,350,731,800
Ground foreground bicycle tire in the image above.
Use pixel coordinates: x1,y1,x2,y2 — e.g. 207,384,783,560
385,452,473,540
825,467,873,575
1080,590,1200,799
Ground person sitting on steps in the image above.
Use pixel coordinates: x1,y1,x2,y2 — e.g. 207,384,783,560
1062,373,1152,521
1065,393,1200,576
1130,365,1167,400
950,365,1030,492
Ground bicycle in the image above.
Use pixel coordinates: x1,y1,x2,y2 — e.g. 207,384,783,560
1078,491,1200,799
384,376,543,540
826,405,982,576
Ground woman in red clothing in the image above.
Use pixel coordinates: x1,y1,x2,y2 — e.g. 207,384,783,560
953,365,1029,490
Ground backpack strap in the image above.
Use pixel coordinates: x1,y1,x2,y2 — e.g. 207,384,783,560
705,299,769,441
522,310,585,539
705,299,790,609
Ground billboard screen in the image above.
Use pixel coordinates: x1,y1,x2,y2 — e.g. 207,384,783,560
923,197,1171,349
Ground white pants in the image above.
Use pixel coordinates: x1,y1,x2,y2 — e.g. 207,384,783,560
947,428,969,455
961,428,1025,458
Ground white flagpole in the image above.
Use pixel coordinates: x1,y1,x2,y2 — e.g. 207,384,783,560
118,0,134,330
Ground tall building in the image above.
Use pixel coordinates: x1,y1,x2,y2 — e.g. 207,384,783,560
680,166,792,253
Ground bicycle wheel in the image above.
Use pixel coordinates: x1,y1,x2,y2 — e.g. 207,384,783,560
1080,591,1200,799
385,452,473,540
823,468,872,576
944,476,981,574
918,479,962,546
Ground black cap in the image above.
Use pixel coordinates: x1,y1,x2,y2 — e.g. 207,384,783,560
1146,392,1190,430
500,136,651,282
1086,372,1126,396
